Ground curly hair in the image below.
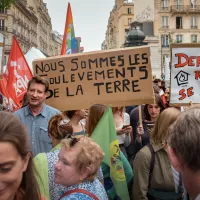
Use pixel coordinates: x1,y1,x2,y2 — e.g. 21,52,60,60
61,136,104,181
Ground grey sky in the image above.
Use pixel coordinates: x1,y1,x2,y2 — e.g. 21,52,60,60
43,0,115,52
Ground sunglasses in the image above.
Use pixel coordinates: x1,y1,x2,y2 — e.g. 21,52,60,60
65,134,79,147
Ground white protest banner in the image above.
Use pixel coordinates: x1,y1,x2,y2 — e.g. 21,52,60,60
33,47,154,111
170,44,200,105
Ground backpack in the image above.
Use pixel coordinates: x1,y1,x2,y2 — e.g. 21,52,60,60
147,144,184,200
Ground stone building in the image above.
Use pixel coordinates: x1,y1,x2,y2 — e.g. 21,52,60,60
0,0,62,65
102,0,134,49
134,0,200,74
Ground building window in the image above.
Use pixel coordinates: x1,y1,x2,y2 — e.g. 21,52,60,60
176,0,182,6
161,35,169,47
176,17,183,29
191,0,196,8
162,0,168,9
176,35,183,43
0,19,5,30
191,16,197,29
128,8,132,14
191,35,197,43
162,16,169,28
128,18,132,24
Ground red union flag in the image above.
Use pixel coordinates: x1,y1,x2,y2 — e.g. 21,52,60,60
1,36,32,111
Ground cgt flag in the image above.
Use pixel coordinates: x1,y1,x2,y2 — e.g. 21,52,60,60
91,107,130,200
2,36,32,110
61,2,77,55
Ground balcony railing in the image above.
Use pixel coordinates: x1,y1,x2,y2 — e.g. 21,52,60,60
162,26,169,29
171,5,200,13
191,26,198,29
188,5,200,13
176,40,183,43
0,26,7,31
0,9,7,14
171,5,187,13
161,7,170,11
176,25,183,29
162,45,169,48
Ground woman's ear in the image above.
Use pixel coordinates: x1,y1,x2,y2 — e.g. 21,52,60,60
167,146,183,173
80,167,90,181
22,152,31,172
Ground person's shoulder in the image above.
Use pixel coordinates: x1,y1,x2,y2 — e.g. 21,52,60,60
134,145,152,165
60,192,93,200
45,104,60,114
13,106,27,116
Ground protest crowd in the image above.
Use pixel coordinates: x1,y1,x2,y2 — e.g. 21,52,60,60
0,74,200,200
0,3,200,200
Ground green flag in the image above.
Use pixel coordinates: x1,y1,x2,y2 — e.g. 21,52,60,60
91,107,130,200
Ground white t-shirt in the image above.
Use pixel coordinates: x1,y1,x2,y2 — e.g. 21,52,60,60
195,194,200,200
117,112,131,146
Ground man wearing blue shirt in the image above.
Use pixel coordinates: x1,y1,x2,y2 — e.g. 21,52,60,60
14,76,60,156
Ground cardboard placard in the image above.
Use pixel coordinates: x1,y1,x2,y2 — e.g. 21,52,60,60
33,47,154,111
170,43,200,105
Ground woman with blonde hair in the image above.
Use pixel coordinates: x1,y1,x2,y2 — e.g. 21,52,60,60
133,108,183,200
55,135,107,199
34,114,104,200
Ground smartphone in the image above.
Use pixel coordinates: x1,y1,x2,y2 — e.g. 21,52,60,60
122,124,130,129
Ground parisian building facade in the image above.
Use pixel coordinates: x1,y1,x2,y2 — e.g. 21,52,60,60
0,0,62,65
134,0,200,74
102,0,134,50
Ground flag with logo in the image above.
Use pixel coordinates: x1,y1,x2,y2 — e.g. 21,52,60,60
91,107,130,200
61,2,77,55
0,36,32,111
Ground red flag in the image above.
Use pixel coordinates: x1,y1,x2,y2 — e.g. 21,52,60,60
0,36,32,111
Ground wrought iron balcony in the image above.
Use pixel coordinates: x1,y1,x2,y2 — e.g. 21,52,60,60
160,7,170,12
162,45,169,48
176,25,183,29
191,26,198,29
161,26,169,29
188,5,200,13
171,5,187,13
0,9,7,14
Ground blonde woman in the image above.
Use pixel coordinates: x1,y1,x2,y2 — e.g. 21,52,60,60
55,135,108,199
133,108,183,200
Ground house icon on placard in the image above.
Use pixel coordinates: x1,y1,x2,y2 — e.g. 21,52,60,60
174,70,190,86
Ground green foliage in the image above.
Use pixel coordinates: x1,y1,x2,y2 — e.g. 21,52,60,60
0,0,16,10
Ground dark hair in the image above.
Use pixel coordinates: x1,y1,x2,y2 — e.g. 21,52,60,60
153,78,162,84
0,112,40,200
48,114,73,140
64,110,76,119
28,76,49,93
21,93,28,108
0,93,3,105
143,94,165,121
87,104,107,137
